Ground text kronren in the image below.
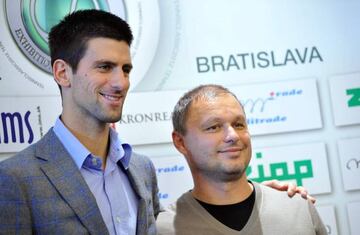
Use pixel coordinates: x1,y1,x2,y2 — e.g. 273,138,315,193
196,46,323,73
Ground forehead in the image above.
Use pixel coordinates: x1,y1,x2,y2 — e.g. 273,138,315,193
83,37,131,59
188,94,245,121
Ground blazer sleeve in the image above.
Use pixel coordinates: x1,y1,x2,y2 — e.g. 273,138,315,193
148,159,162,218
0,165,32,234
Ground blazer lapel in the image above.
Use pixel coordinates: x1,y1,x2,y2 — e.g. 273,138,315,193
35,130,109,235
126,163,148,235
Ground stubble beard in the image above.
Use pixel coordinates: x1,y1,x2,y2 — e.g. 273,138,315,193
201,162,246,183
93,101,124,124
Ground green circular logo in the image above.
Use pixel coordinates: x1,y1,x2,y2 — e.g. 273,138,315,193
5,0,125,73
5,0,162,92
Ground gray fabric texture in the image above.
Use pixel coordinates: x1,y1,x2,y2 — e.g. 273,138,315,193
157,181,327,235
0,128,161,235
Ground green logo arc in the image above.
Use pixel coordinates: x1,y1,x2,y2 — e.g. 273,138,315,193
21,0,110,55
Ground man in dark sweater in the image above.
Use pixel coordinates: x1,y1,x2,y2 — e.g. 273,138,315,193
157,84,326,235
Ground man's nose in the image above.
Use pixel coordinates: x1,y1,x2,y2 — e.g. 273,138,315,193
110,69,129,89
224,126,240,144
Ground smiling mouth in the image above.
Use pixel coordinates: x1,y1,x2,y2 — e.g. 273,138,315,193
218,147,243,153
100,92,123,101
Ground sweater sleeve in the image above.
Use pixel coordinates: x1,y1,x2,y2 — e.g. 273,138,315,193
308,201,328,235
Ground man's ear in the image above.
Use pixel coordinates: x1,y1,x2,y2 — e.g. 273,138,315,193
172,131,188,156
53,59,72,88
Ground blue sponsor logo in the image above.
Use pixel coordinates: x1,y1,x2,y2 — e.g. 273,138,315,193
158,192,169,199
0,111,34,144
243,88,303,126
156,164,185,174
241,88,303,113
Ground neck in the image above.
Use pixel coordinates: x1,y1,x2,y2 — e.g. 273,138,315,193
191,174,253,205
60,113,110,162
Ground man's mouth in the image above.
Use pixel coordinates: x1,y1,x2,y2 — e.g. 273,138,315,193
218,147,243,153
100,92,122,101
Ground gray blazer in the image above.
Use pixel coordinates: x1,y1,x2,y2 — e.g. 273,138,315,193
0,129,161,234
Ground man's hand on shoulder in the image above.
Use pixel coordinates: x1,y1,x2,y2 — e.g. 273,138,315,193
261,180,316,204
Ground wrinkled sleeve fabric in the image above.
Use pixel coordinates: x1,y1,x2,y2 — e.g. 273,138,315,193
0,166,32,235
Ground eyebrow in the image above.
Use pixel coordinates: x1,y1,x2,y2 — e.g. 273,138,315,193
93,60,116,66
205,114,245,122
92,60,133,69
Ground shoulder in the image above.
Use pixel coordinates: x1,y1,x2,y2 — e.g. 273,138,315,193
0,144,37,174
130,151,153,163
176,191,192,204
175,191,200,215
129,152,156,172
0,144,40,200
254,181,312,217
156,205,176,235
256,181,306,203
156,192,193,223
128,152,158,189
0,129,59,176
253,182,327,234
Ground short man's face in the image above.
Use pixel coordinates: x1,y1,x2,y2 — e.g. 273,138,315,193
69,37,132,124
179,93,252,182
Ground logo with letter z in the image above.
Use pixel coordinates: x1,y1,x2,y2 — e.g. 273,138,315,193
346,88,360,108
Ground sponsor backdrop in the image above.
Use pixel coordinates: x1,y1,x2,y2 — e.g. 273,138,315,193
0,1,359,234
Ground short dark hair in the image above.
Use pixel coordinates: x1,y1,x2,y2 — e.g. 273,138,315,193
172,84,242,135
48,9,133,72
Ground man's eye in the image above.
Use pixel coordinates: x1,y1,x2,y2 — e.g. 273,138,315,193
205,125,220,131
123,65,132,74
234,122,245,129
98,64,112,71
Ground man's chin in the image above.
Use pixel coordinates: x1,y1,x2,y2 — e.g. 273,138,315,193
101,114,122,124
107,118,122,124
206,169,244,183
221,172,244,182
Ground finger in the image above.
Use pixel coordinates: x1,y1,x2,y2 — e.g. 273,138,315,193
296,186,308,195
295,186,311,201
286,182,297,197
306,195,316,204
263,180,286,189
292,185,317,204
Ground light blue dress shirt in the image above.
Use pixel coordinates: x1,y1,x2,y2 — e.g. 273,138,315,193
53,118,138,235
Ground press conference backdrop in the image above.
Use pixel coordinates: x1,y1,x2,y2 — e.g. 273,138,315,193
0,1,359,234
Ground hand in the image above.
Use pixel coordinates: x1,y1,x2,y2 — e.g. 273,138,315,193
261,180,316,204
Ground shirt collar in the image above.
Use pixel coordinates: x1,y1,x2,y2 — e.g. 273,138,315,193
108,126,132,169
53,117,132,170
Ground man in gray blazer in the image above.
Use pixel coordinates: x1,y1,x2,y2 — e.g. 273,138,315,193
0,8,313,235
0,10,160,234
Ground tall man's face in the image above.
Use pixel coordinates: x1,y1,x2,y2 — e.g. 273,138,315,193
65,37,132,125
